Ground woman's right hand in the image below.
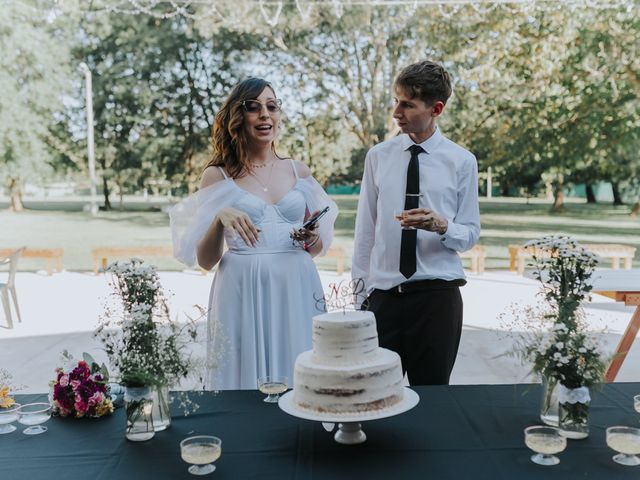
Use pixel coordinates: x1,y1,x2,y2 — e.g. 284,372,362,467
216,207,260,247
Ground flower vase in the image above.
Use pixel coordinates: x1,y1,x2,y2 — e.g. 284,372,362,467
539,375,559,426
124,387,155,442
152,385,171,431
558,384,590,439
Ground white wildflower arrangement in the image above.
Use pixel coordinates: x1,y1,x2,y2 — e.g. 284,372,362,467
95,258,203,390
511,235,607,389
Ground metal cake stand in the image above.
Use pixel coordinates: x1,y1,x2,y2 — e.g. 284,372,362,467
278,387,419,444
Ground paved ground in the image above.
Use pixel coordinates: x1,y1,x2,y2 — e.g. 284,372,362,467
1,269,638,393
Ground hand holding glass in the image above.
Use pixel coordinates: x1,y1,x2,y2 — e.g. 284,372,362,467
18,403,51,435
258,375,287,403
0,403,21,434
524,426,566,466
394,209,415,230
181,435,222,476
606,426,640,466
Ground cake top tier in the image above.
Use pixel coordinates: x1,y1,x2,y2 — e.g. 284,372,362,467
312,310,379,365
313,310,375,324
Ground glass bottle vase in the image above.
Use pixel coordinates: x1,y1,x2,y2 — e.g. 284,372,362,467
539,375,559,426
124,387,155,442
152,385,171,432
558,384,590,440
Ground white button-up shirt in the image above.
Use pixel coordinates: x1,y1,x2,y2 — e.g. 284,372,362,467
352,128,480,294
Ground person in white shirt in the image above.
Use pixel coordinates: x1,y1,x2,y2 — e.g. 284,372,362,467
352,60,480,385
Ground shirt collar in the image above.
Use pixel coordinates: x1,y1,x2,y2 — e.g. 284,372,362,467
400,127,443,154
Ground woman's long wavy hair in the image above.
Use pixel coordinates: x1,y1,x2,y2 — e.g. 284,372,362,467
205,78,282,179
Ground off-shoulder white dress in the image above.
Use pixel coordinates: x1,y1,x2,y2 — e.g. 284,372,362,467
169,160,338,389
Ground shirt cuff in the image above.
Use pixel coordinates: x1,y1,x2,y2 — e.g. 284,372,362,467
439,222,449,239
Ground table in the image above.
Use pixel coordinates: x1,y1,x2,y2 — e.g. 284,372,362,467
591,270,640,382
2,384,639,480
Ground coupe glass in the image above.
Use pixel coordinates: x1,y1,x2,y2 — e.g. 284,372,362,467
606,426,640,466
18,403,52,435
524,425,566,466
257,375,287,403
180,435,222,476
393,209,415,230
0,403,21,434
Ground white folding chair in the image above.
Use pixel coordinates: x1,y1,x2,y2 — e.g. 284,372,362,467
0,247,24,328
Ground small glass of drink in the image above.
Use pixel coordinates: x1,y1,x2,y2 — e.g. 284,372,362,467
18,403,52,435
257,375,288,403
0,403,21,434
606,426,640,466
524,425,566,466
180,435,222,476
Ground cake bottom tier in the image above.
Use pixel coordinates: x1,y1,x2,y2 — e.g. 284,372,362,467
293,348,404,414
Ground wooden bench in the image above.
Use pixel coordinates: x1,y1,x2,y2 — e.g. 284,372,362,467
459,245,487,274
91,246,174,274
509,243,637,275
0,247,64,275
316,246,346,275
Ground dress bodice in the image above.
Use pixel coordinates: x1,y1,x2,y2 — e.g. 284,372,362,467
224,182,306,253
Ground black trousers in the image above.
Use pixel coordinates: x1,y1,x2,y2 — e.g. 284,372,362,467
365,286,463,386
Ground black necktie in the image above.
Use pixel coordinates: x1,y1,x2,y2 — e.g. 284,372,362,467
399,144,424,279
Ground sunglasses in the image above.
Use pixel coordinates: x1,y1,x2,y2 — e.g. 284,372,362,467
241,99,282,114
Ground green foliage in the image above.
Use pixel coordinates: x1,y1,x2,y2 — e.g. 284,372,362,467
0,1,73,206
63,14,255,206
447,5,640,204
2,2,639,201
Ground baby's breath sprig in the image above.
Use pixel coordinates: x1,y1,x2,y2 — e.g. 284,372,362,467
95,259,205,401
504,236,607,389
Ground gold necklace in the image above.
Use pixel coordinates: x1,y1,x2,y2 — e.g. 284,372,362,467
251,161,273,169
249,161,276,192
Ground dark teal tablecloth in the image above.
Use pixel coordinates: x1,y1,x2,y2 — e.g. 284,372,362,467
1,383,639,480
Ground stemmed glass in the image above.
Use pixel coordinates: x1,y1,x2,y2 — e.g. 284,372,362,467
606,426,640,466
393,209,415,230
18,403,52,435
0,403,21,434
180,435,222,476
257,375,288,403
524,426,567,466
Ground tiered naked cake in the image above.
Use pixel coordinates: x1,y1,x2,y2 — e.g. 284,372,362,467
292,310,404,414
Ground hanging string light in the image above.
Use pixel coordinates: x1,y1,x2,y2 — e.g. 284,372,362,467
259,0,284,25
7,0,636,25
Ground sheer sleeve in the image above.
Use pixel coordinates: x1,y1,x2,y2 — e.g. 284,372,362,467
168,180,243,267
297,176,339,256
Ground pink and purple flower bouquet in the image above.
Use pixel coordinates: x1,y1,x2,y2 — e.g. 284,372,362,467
50,357,113,418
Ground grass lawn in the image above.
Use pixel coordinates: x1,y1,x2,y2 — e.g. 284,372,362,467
1,196,639,272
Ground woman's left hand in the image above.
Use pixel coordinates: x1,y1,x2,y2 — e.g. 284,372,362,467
290,210,320,247
290,225,319,244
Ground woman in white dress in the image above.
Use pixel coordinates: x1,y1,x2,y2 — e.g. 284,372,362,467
170,78,338,389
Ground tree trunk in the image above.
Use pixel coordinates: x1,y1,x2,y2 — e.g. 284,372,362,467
118,180,124,210
611,182,624,205
585,184,596,203
10,193,23,212
102,176,112,211
551,182,565,212
7,178,24,212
